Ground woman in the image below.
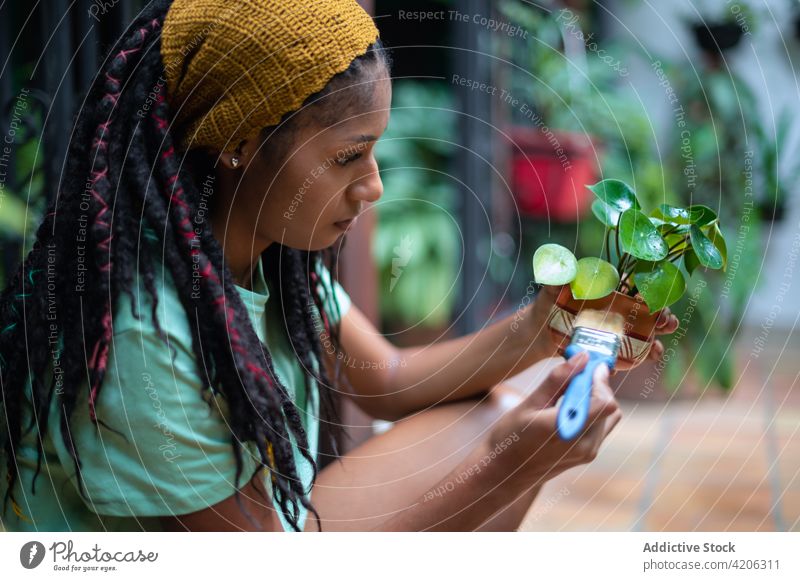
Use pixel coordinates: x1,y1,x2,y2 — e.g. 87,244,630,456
0,0,678,532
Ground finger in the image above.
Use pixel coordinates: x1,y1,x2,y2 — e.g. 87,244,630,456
648,340,664,361
591,362,614,400
655,309,679,334
604,408,623,437
528,350,590,408
585,363,619,423
540,284,565,299
586,409,623,459
655,308,671,327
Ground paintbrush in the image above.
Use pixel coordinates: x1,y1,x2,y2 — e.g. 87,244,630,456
557,309,625,441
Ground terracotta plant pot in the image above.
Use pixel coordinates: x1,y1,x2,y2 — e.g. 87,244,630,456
545,286,660,371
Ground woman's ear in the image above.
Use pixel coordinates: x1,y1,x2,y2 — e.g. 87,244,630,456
218,138,256,170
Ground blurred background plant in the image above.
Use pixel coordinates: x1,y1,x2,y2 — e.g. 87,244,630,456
495,0,671,277
491,0,778,392
373,81,461,336
0,95,45,290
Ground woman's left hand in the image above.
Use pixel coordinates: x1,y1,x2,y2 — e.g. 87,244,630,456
521,284,569,360
647,307,680,362
522,284,681,363
618,282,681,363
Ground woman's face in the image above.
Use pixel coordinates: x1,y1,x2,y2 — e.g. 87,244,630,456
221,76,391,253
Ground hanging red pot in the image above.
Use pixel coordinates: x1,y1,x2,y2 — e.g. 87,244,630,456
509,127,598,222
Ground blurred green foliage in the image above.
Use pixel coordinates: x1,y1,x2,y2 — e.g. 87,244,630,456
496,0,774,391
373,81,461,328
0,126,44,289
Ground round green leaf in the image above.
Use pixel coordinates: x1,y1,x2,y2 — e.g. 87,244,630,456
663,232,690,255
591,199,620,228
689,224,723,269
705,223,728,271
650,204,701,224
686,205,717,227
532,243,578,285
633,261,686,311
570,257,620,300
618,209,669,261
652,219,691,244
586,179,641,212
683,248,701,276
633,260,657,273
656,222,690,236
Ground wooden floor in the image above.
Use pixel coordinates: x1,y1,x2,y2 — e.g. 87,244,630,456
519,327,800,532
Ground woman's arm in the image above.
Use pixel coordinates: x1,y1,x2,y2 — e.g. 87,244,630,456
159,437,527,532
328,288,561,421
166,352,620,531
161,472,281,532
331,306,554,420
330,285,679,421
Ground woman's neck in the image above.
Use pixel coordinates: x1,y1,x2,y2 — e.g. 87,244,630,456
210,166,273,290
216,232,273,290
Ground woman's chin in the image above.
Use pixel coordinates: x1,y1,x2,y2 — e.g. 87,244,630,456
298,230,346,252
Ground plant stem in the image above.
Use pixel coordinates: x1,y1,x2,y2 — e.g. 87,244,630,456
604,228,611,263
619,271,633,292
666,236,689,253
665,251,685,263
661,224,681,238
619,252,633,275
657,236,690,264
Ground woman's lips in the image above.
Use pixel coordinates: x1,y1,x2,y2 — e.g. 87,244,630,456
334,218,356,231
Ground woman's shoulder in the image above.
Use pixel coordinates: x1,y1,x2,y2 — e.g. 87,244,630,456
111,262,192,344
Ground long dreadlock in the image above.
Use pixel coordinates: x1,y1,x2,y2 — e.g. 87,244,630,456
0,0,390,532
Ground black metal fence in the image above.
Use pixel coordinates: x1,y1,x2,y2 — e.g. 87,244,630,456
0,0,149,285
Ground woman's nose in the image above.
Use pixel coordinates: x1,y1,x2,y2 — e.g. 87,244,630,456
349,158,383,203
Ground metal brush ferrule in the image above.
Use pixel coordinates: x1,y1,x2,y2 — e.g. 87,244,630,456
568,326,621,359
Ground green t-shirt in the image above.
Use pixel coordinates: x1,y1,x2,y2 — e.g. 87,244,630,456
1,257,350,532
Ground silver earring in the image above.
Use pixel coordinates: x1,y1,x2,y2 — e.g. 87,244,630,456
231,156,240,168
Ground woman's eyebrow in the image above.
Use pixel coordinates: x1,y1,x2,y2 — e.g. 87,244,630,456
345,133,379,143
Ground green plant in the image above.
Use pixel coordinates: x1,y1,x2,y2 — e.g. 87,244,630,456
643,49,764,392
0,132,45,289
753,107,800,218
533,179,728,312
372,81,460,328
495,0,675,295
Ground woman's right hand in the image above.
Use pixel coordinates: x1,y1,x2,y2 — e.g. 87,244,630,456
490,351,622,485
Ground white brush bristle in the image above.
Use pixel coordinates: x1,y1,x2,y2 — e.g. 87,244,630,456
573,309,625,337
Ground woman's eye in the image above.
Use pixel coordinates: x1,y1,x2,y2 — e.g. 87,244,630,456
335,153,362,166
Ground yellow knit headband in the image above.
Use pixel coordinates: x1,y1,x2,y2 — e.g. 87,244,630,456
161,0,380,153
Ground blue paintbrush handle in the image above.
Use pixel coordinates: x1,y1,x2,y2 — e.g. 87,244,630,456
557,347,614,441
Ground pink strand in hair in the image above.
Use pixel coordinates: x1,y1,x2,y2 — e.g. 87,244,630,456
149,93,250,363
86,18,160,423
